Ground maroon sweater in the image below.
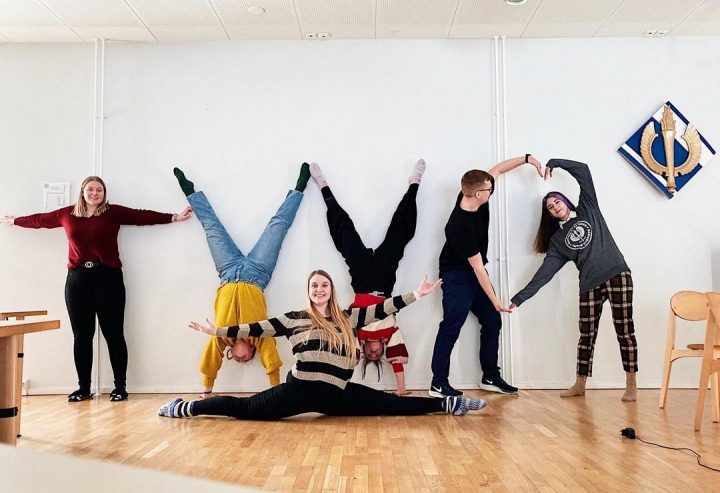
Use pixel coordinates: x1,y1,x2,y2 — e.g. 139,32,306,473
14,205,173,269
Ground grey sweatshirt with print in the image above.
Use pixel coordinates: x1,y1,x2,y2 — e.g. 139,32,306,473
511,159,629,306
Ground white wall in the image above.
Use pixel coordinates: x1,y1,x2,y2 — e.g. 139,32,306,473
1,37,718,394
1,44,95,392
1,40,496,393
503,37,720,388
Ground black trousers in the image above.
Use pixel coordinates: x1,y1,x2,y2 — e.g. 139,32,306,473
322,184,418,296
193,373,442,420
64,265,127,390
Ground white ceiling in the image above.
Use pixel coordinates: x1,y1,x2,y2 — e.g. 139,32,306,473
0,0,718,43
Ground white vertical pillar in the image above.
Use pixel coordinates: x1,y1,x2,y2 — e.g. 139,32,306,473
491,36,514,384
92,38,106,395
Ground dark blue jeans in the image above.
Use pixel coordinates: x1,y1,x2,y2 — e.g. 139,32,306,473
430,269,501,384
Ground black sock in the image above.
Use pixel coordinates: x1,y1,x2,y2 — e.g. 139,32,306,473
321,186,334,202
407,183,419,198
173,167,195,196
295,162,311,192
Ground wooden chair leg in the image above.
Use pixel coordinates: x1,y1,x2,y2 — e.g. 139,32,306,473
712,372,720,423
695,364,710,431
659,355,673,409
660,311,676,409
695,324,716,431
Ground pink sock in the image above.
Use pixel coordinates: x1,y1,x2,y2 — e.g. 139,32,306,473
310,162,328,188
409,159,426,185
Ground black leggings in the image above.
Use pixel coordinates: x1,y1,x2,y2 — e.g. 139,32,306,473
193,374,442,420
64,265,127,390
322,184,418,296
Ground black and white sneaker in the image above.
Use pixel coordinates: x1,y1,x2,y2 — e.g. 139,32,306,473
479,375,518,394
428,382,463,398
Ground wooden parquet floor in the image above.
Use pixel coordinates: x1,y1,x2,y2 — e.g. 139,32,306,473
16,389,720,492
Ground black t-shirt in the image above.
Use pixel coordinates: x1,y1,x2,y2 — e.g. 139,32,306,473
439,192,490,272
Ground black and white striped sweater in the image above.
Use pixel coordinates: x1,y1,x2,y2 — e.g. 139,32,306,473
215,292,417,389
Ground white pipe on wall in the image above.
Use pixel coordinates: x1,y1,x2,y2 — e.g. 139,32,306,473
91,38,106,395
492,36,514,384
499,36,514,385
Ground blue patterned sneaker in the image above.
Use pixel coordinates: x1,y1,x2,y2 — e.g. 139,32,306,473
158,397,184,418
443,395,488,416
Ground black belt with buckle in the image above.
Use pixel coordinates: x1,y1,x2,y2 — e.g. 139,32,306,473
82,261,100,269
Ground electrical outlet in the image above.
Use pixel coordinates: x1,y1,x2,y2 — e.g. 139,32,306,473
21,379,29,396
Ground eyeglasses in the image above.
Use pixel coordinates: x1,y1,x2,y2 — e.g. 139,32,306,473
474,188,494,196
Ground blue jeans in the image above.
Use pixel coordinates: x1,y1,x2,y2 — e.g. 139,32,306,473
430,269,501,384
188,190,303,289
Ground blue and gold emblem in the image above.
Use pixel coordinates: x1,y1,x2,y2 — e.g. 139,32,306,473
618,101,715,199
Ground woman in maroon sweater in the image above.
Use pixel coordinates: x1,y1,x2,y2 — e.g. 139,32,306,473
2,176,191,402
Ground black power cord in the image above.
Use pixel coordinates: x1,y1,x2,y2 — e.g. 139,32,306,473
620,427,720,473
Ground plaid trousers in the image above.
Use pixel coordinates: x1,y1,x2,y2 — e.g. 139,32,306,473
577,271,638,376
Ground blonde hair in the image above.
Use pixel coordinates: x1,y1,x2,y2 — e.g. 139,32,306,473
305,270,357,366
72,176,109,218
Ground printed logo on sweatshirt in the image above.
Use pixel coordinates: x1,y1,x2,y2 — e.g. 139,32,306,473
565,221,592,250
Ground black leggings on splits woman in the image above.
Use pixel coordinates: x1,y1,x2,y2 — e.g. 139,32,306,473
321,184,418,297
193,373,442,420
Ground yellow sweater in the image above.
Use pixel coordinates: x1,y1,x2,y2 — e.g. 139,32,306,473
199,282,282,388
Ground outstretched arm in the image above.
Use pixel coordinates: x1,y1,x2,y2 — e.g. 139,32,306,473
190,312,305,338
347,275,442,329
468,254,509,313
113,204,192,226
5,209,64,229
546,159,598,209
508,249,568,310
488,154,543,180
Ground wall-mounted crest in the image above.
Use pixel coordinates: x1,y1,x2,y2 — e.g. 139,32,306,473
618,101,715,199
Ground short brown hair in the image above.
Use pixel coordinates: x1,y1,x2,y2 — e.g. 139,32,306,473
461,170,494,197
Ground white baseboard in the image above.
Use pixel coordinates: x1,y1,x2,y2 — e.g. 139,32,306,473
24,381,704,395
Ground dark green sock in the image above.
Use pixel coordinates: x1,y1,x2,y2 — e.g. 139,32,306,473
173,167,195,196
295,162,311,192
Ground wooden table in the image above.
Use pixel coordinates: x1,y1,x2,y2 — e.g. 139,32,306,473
0,312,59,445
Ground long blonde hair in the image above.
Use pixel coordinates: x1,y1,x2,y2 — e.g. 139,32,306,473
72,176,109,218
305,270,357,366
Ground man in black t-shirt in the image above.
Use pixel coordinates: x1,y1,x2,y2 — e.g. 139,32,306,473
428,154,543,397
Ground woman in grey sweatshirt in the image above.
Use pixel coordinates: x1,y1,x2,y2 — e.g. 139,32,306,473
509,159,638,402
